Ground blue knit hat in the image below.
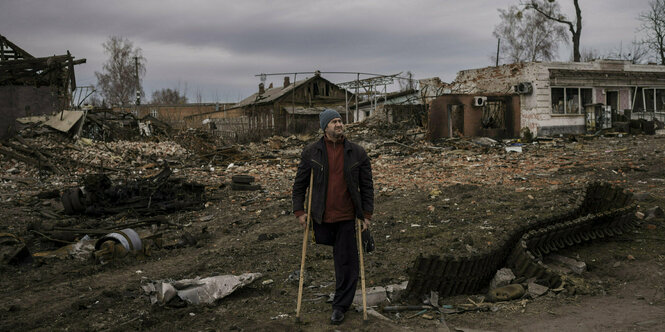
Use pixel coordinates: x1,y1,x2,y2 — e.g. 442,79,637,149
319,109,341,130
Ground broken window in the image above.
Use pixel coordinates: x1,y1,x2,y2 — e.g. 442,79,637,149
638,88,665,112
629,87,665,112
565,88,579,114
482,101,505,129
632,87,644,112
150,109,158,118
645,88,655,111
551,88,564,114
657,89,665,111
551,87,590,115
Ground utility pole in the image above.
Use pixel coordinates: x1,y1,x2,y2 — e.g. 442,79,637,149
495,38,501,67
355,73,359,123
134,56,140,106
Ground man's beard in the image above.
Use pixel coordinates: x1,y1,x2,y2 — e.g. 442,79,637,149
328,128,344,139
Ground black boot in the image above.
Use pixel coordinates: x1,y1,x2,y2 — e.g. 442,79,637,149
330,309,345,325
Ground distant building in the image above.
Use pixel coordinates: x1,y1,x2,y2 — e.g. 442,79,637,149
0,35,85,138
355,89,423,124
114,103,236,129
424,60,665,139
233,71,353,138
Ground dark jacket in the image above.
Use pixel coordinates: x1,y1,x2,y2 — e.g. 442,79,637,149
292,136,374,224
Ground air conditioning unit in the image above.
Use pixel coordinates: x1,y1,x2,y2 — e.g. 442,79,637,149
473,96,487,107
515,82,533,94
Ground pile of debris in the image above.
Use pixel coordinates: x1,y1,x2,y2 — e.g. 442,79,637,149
16,108,173,142
61,167,206,216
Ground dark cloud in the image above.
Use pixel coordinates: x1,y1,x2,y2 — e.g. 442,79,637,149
0,0,650,102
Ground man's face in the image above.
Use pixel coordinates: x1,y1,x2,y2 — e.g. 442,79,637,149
325,118,344,139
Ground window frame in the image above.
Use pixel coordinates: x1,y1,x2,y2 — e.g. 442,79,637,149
633,87,665,112
550,86,592,115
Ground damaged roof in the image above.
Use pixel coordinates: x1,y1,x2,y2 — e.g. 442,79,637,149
0,34,34,61
0,35,86,88
234,74,341,108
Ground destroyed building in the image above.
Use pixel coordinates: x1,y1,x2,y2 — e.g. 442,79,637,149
355,88,425,126
0,35,86,138
186,72,354,141
425,60,665,139
114,102,236,130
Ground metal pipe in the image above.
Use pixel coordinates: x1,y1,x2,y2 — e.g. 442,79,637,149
292,73,296,134
355,73,359,123
345,88,349,123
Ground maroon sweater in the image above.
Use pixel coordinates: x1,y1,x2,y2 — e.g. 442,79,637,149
322,136,355,223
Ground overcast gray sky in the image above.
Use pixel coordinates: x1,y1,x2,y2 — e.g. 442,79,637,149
0,0,652,103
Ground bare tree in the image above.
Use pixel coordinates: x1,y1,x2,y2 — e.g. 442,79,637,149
639,0,665,64
580,40,650,64
95,36,146,107
151,88,188,104
524,0,582,62
493,4,568,63
579,47,601,62
606,40,650,64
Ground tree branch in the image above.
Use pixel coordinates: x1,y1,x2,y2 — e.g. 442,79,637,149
526,1,575,32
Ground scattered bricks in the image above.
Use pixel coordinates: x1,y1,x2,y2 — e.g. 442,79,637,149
549,254,586,275
353,286,387,307
527,281,549,298
489,268,516,290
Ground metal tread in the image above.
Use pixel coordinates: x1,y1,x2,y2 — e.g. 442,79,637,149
406,182,636,299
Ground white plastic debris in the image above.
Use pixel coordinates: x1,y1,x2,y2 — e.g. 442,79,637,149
143,273,262,305
505,146,523,153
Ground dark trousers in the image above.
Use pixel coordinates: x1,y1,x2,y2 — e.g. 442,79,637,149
313,220,359,312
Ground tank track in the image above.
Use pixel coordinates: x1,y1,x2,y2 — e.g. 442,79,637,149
405,182,637,299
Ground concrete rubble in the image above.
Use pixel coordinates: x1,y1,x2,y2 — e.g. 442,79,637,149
489,268,516,290
527,281,549,298
548,254,587,275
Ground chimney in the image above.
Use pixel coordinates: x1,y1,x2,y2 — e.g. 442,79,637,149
259,83,265,95
283,76,290,88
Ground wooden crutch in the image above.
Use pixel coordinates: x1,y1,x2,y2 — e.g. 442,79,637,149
295,170,314,322
356,218,368,321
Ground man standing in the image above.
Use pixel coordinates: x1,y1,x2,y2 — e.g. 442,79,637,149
292,109,374,325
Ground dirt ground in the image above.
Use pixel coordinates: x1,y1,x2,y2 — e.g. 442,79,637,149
1,127,665,332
